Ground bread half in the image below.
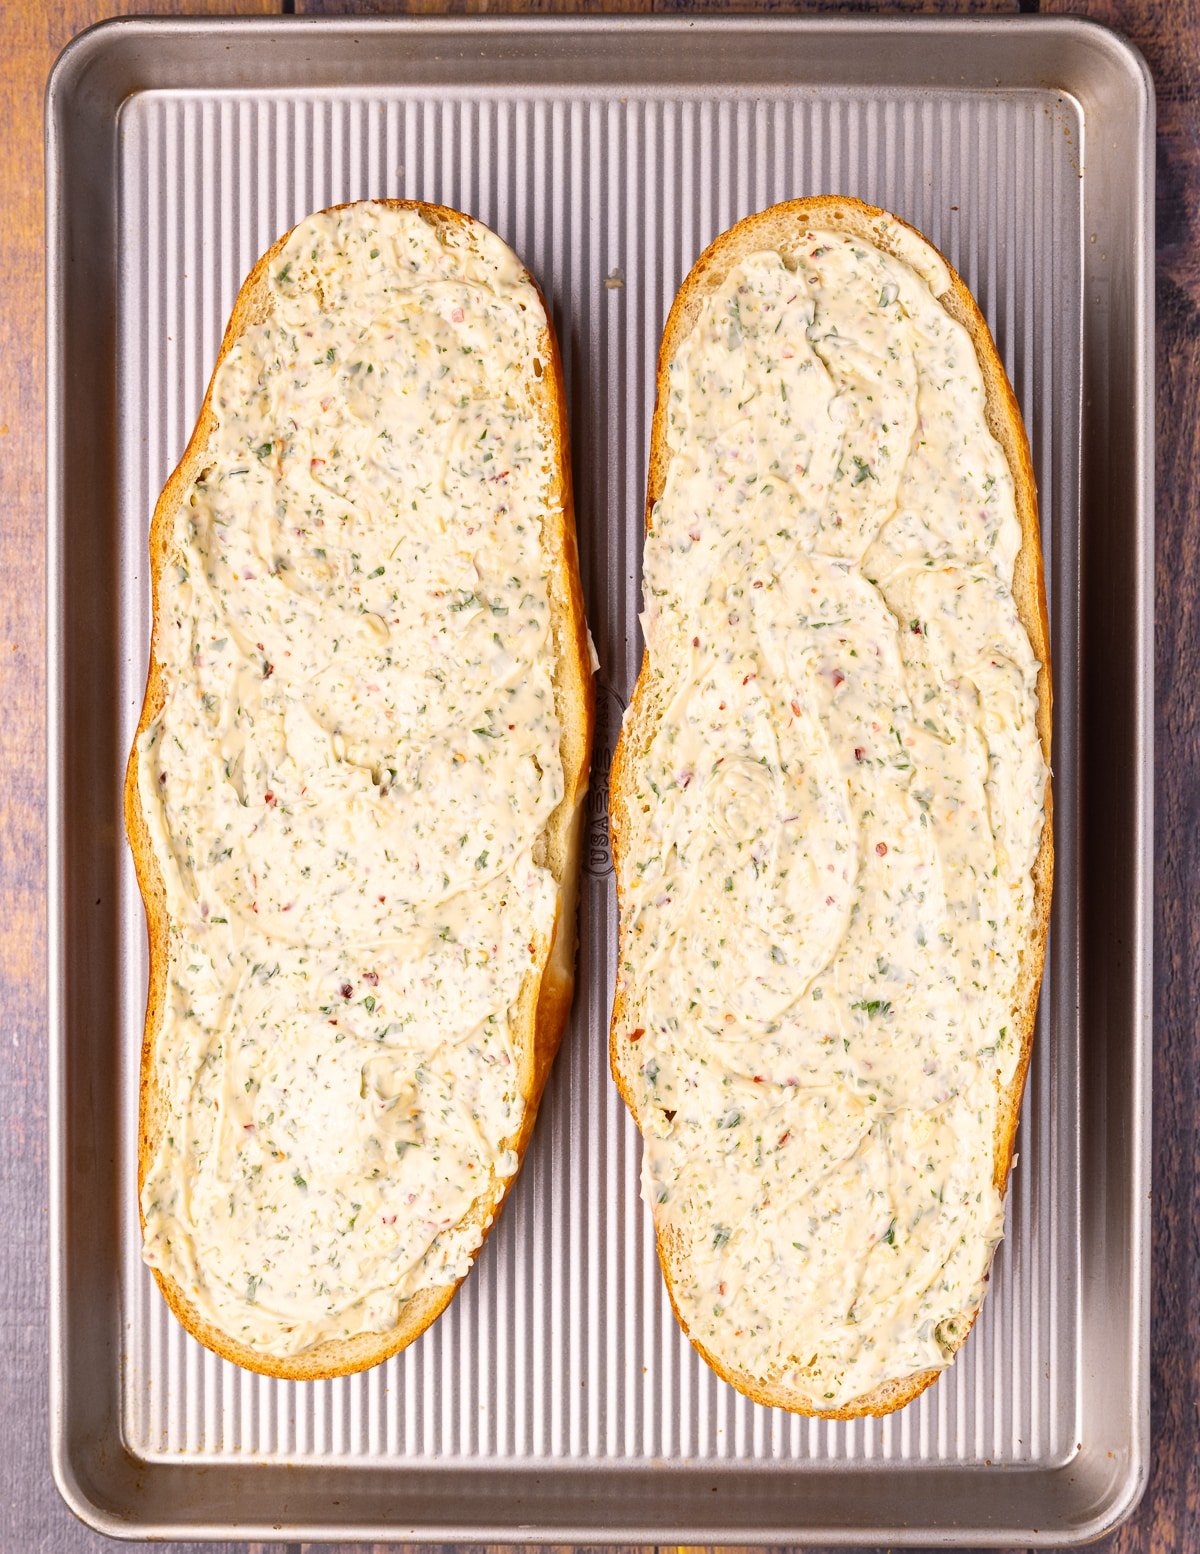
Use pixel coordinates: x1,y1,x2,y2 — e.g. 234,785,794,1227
127,200,592,1378
610,196,1052,1417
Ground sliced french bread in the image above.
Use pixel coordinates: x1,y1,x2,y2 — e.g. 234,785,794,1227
610,196,1052,1417
127,200,592,1379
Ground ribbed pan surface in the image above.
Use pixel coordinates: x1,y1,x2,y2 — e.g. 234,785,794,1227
117,85,1082,1469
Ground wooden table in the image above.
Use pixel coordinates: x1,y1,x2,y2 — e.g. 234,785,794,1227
4,0,1195,1549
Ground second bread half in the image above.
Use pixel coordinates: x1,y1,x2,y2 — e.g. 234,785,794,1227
610,195,1052,1417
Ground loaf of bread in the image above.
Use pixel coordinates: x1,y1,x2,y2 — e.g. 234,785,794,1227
610,196,1052,1416
127,200,592,1378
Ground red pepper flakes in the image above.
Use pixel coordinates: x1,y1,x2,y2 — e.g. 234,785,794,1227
629,1027,645,1043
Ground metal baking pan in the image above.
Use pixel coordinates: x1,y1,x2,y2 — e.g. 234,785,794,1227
47,15,1153,1545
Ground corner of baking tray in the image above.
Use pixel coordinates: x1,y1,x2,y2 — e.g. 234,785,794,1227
48,1411,144,1543
1064,1440,1152,1549
1035,13,1155,123
45,13,138,120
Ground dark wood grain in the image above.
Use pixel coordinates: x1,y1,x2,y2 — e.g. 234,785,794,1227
0,6,50,1546
1036,9,1200,1554
3,0,1196,1550
295,0,1026,11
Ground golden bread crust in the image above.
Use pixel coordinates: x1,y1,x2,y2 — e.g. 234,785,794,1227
125,201,593,1380
608,195,1052,1419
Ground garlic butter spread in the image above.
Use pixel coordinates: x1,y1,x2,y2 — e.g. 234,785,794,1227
137,204,565,1356
621,226,1047,1409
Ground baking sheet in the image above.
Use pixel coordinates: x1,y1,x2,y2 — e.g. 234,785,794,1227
47,15,1153,1544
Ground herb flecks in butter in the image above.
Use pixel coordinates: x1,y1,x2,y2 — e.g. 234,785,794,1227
138,204,564,1357
620,229,1047,1410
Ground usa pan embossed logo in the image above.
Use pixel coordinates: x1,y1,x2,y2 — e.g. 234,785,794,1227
585,680,626,878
